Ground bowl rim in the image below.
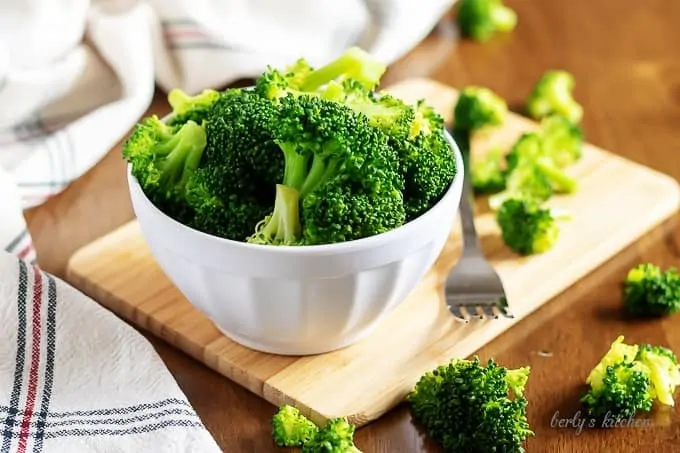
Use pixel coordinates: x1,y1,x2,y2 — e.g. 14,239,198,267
128,124,465,256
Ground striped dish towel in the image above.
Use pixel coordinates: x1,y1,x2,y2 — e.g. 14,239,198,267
0,251,222,452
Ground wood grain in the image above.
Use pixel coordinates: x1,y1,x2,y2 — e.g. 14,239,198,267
65,78,679,430
24,0,680,450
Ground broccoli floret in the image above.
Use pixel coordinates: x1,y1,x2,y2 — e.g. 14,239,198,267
271,405,319,448
184,88,282,241
581,336,680,419
256,47,386,100
122,116,207,224
496,198,570,255
340,80,456,220
581,360,654,419
622,263,680,317
453,86,508,132
471,146,506,194
540,114,583,168
457,0,518,42
408,356,533,453
506,132,578,194
302,418,362,453
247,94,405,246
488,161,553,210
636,343,680,406
166,88,220,126
526,70,583,124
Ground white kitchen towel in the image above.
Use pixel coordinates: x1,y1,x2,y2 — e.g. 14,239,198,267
0,250,222,452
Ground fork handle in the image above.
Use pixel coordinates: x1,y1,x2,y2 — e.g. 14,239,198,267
452,129,482,253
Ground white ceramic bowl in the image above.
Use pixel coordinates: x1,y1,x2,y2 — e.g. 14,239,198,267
127,131,464,356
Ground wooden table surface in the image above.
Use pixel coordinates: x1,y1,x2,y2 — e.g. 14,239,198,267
23,0,680,451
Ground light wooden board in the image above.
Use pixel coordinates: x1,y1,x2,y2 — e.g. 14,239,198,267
66,78,680,428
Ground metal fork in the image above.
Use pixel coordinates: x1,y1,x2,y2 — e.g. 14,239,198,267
445,130,514,322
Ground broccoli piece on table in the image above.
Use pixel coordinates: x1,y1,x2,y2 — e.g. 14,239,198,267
256,47,386,100
166,88,220,126
122,116,207,224
622,263,680,317
247,93,405,246
302,418,362,453
471,146,506,194
581,336,680,419
506,132,578,194
496,198,570,255
271,405,319,448
488,161,553,210
408,356,533,453
540,114,584,168
636,343,680,406
453,86,508,133
526,70,583,124
457,0,518,42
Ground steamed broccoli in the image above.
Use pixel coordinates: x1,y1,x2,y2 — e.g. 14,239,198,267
247,94,405,246
457,0,518,42
581,336,680,419
184,88,282,241
526,70,583,124
269,406,362,452
471,146,506,193
488,161,553,210
453,86,508,132
271,405,319,447
166,88,220,126
540,114,583,167
496,198,570,255
302,418,362,453
122,116,207,224
408,356,533,453
505,132,578,194
256,47,386,100
340,80,456,220
622,263,680,317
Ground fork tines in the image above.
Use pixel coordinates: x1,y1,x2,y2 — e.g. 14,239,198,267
446,295,514,323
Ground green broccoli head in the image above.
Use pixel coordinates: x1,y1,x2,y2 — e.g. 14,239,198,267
302,418,362,453
488,161,553,211
247,93,406,246
581,336,680,418
457,0,518,42
496,198,570,255
506,132,578,194
256,47,386,100
622,263,680,317
540,114,584,168
408,356,533,453
526,70,583,124
581,360,654,419
271,405,319,448
453,86,508,133
166,88,220,126
636,344,680,406
122,116,207,224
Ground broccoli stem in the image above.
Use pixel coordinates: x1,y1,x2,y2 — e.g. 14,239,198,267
535,159,577,193
278,142,341,199
249,184,301,245
168,88,219,114
299,47,385,92
154,121,207,191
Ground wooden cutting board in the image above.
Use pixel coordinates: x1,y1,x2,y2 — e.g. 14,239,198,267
65,78,680,428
